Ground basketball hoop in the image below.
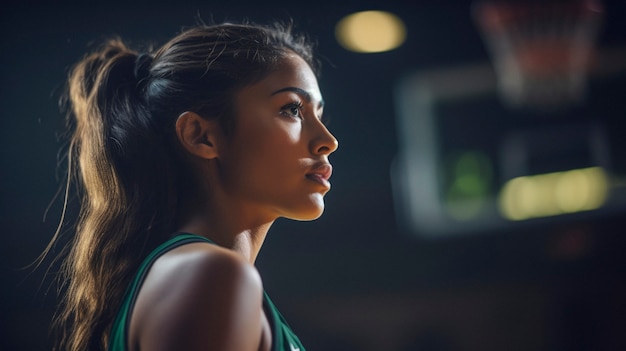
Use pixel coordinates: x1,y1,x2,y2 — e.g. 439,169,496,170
473,0,604,111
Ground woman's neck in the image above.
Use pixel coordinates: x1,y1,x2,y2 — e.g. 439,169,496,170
176,200,275,264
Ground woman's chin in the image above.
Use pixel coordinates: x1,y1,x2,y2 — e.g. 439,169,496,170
287,202,325,221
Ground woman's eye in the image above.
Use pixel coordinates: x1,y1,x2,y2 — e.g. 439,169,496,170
281,102,303,119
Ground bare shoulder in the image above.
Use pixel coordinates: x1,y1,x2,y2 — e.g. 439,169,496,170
129,242,265,351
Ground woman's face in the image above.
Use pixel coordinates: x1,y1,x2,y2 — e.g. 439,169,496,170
215,52,338,222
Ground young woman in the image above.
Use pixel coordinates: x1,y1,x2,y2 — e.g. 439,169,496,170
49,21,338,351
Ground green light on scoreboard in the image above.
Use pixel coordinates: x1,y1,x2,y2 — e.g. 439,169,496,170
443,150,494,220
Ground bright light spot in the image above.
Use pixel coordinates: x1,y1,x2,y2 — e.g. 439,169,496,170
499,177,532,221
555,169,589,213
498,167,609,221
335,11,407,53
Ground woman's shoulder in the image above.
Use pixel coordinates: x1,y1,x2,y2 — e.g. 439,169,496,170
158,241,261,289
129,241,265,351
153,241,260,284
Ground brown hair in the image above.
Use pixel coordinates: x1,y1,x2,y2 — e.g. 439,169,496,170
48,22,317,351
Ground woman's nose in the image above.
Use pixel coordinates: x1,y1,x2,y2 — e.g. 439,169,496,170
311,122,338,156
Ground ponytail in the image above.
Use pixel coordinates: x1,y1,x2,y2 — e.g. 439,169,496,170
55,40,181,351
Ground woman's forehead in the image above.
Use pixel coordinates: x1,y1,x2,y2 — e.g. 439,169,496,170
241,54,322,103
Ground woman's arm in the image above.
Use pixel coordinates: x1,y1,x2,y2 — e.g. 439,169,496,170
130,243,266,351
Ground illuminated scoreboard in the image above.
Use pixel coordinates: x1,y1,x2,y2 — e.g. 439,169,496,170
392,50,626,237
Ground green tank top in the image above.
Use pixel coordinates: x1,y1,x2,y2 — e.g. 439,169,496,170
108,233,305,351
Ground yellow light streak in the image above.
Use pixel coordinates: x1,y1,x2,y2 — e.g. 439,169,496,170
498,167,608,221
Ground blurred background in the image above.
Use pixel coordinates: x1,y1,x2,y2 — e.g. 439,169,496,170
1,0,625,350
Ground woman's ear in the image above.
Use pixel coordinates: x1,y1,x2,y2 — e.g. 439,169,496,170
175,111,221,159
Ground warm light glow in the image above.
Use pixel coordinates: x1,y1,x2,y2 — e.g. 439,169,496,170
335,11,406,53
498,167,608,221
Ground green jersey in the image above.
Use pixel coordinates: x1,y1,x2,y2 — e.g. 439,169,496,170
108,233,305,351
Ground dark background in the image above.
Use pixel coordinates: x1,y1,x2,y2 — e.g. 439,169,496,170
2,0,626,350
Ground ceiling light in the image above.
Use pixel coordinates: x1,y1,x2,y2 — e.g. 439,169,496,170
335,11,407,53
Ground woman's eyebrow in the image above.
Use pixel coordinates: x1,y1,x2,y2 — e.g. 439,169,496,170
270,87,325,109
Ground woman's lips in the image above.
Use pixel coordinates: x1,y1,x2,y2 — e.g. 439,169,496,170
306,163,332,187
